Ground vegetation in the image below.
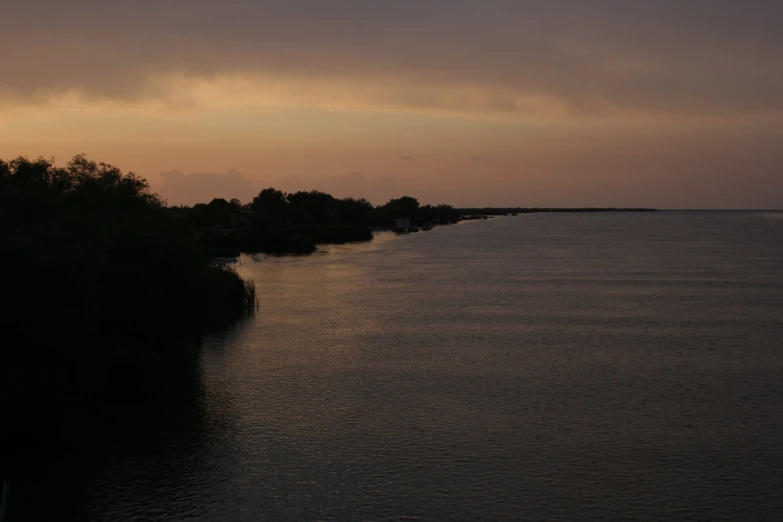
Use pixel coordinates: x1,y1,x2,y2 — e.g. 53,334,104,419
180,193,659,258
180,190,462,255
0,155,256,478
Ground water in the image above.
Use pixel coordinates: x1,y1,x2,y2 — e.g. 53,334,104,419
85,212,783,520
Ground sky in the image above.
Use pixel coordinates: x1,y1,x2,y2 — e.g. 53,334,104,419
1,0,782,208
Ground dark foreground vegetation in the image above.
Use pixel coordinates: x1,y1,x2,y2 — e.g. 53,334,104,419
0,156,256,484
175,192,463,256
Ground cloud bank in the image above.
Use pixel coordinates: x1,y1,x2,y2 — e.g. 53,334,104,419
2,1,782,118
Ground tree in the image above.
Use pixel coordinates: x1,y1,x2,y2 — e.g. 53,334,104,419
1,155,256,480
287,190,336,226
251,188,289,227
336,197,374,225
384,196,420,215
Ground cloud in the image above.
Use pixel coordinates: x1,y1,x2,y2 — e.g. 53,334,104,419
2,1,782,118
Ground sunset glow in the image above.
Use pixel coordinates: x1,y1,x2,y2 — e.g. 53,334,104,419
2,1,782,208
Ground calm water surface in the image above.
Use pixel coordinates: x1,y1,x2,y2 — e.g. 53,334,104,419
87,212,783,520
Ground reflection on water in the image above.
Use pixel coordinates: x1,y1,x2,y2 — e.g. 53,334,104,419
80,212,783,520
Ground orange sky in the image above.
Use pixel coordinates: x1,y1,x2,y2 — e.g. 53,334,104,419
2,1,782,208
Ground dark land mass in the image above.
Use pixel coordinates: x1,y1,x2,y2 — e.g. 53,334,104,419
181,198,659,258
174,193,462,257
0,155,256,519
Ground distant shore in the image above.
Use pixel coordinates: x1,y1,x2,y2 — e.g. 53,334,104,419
186,200,660,257
457,207,658,216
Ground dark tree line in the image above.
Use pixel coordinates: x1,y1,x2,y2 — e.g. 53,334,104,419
178,190,462,255
0,155,256,480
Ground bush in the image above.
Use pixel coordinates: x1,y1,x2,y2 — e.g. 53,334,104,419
0,155,256,476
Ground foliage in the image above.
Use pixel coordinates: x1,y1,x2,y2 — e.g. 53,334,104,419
0,155,256,476
251,187,289,227
201,190,460,254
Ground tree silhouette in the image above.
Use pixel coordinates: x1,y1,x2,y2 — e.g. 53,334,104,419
0,155,256,479
251,187,289,227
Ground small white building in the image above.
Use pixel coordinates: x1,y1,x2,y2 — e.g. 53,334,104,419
395,218,411,231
